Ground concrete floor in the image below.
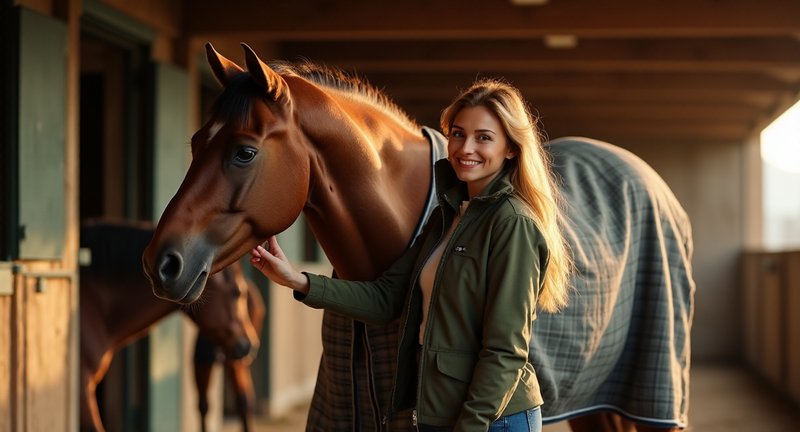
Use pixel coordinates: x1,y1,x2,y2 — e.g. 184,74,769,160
230,362,800,431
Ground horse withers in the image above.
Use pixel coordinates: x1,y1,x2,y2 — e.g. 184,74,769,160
79,220,261,432
142,43,693,432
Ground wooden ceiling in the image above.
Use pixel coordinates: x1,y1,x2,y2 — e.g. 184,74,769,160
185,0,800,146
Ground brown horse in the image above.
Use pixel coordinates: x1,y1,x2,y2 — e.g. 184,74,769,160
142,44,693,432
193,279,265,432
80,220,260,432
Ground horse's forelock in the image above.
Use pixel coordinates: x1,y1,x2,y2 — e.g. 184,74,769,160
211,73,261,125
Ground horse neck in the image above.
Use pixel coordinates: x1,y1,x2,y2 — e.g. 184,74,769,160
295,85,432,280
85,270,179,349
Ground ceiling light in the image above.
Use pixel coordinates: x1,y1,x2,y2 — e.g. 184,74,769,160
544,34,578,49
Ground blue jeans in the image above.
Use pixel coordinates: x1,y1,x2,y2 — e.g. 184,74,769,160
418,407,542,432
488,407,542,432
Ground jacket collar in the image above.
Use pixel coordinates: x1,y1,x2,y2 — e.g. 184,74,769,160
434,158,515,214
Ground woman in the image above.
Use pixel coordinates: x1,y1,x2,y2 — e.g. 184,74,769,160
250,79,571,432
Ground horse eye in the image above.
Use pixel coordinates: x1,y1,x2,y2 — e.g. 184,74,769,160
233,147,257,166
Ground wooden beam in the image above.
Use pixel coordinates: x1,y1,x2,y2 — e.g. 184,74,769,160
387,84,783,111
402,99,762,122
364,70,792,94
403,104,755,142
185,0,800,40
277,37,800,76
536,118,751,142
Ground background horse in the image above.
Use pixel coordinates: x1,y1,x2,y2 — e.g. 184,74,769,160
193,277,265,432
143,44,694,432
80,220,261,432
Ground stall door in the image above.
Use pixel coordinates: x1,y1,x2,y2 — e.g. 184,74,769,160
0,7,77,432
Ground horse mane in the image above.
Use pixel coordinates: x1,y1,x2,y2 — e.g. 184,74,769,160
80,219,155,277
212,59,420,131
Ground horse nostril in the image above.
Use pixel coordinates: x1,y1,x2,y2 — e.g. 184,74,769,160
158,251,184,282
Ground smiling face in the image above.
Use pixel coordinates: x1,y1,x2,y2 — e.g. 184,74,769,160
447,105,517,198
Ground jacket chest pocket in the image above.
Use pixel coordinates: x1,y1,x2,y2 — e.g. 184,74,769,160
442,245,481,293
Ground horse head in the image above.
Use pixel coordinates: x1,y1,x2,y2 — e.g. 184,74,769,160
145,42,433,304
143,43,310,303
186,261,260,360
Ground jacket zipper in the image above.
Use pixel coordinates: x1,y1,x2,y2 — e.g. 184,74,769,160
414,204,469,428
385,196,473,427
386,204,449,428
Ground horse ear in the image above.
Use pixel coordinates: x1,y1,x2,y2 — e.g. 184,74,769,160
206,43,243,87
241,43,287,101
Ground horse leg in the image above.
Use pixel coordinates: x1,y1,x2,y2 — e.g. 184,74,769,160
225,359,256,432
568,413,636,432
194,359,215,432
194,331,224,432
79,369,105,432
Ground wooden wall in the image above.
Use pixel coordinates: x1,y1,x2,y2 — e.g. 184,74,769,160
741,251,800,408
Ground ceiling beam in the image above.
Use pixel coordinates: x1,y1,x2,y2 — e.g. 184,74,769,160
528,118,751,142
185,0,800,40
276,37,800,77
386,85,783,110
401,99,762,122
364,70,791,94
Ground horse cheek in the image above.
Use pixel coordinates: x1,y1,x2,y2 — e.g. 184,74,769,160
250,160,308,236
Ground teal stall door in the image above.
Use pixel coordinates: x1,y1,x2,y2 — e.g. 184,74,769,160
17,8,67,260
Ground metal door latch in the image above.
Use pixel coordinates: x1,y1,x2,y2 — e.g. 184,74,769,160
2,263,76,294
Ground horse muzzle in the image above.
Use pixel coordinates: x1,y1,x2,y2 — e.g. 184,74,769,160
143,238,214,304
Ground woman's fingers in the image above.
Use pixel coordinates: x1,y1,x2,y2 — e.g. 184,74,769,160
249,247,264,269
256,245,276,262
248,237,308,292
266,236,286,260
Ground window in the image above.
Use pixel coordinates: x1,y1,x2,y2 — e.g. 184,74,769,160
761,100,800,250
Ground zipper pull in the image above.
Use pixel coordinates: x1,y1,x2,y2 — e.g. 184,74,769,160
381,415,388,425
412,409,418,426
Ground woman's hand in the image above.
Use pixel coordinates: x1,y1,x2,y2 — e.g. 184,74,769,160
249,236,309,294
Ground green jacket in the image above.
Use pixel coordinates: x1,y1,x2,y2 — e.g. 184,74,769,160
301,159,549,431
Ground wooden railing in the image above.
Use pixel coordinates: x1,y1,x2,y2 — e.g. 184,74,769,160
741,250,800,407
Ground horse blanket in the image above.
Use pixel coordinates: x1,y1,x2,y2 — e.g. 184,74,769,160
533,137,694,428
304,136,695,431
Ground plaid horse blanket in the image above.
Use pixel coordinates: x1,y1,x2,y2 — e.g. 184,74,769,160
304,136,695,431
534,137,695,428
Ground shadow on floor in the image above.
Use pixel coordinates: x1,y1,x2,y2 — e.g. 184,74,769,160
229,362,800,431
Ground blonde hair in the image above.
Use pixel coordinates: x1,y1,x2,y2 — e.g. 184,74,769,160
440,78,571,312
